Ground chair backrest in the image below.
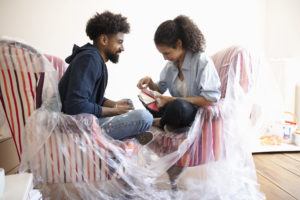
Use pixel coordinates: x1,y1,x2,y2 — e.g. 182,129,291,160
211,46,255,99
44,54,67,80
0,39,67,160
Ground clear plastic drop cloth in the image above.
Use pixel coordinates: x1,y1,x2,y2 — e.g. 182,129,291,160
0,39,265,199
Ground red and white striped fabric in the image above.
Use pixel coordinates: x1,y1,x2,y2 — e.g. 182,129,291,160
0,39,125,183
31,115,114,183
211,46,253,98
0,40,43,160
176,106,223,167
149,105,223,167
44,54,67,80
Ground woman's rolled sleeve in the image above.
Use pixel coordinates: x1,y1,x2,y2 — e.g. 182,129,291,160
197,61,221,102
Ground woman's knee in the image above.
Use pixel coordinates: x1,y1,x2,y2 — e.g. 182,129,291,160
161,99,197,128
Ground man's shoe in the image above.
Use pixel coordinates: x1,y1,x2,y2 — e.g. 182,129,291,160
135,131,153,145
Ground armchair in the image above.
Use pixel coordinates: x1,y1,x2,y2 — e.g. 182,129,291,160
0,39,140,199
148,45,258,191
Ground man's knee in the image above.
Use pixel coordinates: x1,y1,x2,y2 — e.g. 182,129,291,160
130,109,153,126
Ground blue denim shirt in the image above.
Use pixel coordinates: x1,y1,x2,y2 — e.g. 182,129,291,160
157,51,221,102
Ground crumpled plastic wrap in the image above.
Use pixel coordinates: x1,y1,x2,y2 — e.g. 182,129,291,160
0,39,265,199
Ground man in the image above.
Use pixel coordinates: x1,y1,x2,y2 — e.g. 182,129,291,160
59,11,153,144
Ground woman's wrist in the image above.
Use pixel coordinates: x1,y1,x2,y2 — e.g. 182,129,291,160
164,96,176,107
170,96,176,101
149,79,161,92
149,78,155,89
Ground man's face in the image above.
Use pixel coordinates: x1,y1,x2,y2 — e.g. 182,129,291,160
105,33,124,63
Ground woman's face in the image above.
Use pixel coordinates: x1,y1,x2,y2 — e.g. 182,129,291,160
156,42,184,62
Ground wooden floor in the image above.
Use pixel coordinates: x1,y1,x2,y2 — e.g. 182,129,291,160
253,153,300,200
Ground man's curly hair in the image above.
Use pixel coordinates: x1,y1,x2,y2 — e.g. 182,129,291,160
154,15,206,53
86,11,130,41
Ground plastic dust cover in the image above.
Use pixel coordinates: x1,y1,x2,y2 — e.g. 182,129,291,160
0,39,265,199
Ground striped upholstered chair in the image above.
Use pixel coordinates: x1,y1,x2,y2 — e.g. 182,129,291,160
0,39,139,198
148,46,256,189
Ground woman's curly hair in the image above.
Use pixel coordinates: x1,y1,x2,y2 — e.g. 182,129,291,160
86,11,130,41
154,15,206,53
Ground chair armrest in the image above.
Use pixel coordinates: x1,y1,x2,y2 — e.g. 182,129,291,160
149,105,223,167
30,114,140,184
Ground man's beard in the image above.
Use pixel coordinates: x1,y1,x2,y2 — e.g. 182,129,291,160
106,51,119,63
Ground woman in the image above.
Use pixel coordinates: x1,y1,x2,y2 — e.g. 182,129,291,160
137,15,221,131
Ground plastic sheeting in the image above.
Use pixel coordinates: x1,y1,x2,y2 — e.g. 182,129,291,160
0,39,265,199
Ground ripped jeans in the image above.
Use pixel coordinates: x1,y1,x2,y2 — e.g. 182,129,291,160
98,109,153,140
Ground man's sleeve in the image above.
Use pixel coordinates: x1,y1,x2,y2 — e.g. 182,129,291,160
63,54,103,117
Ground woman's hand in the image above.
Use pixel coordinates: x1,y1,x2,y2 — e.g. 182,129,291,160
137,76,153,89
155,95,175,108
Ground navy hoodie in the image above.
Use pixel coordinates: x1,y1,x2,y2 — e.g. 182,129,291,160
58,43,108,118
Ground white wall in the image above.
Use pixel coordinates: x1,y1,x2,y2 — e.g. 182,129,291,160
266,0,300,58
265,0,300,115
0,0,266,108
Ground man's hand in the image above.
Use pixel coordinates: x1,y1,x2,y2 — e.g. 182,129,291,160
115,99,134,110
101,105,131,117
155,95,175,108
114,106,131,115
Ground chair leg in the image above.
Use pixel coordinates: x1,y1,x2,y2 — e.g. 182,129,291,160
167,165,184,191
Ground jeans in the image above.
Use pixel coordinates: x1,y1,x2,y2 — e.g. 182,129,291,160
98,109,153,140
